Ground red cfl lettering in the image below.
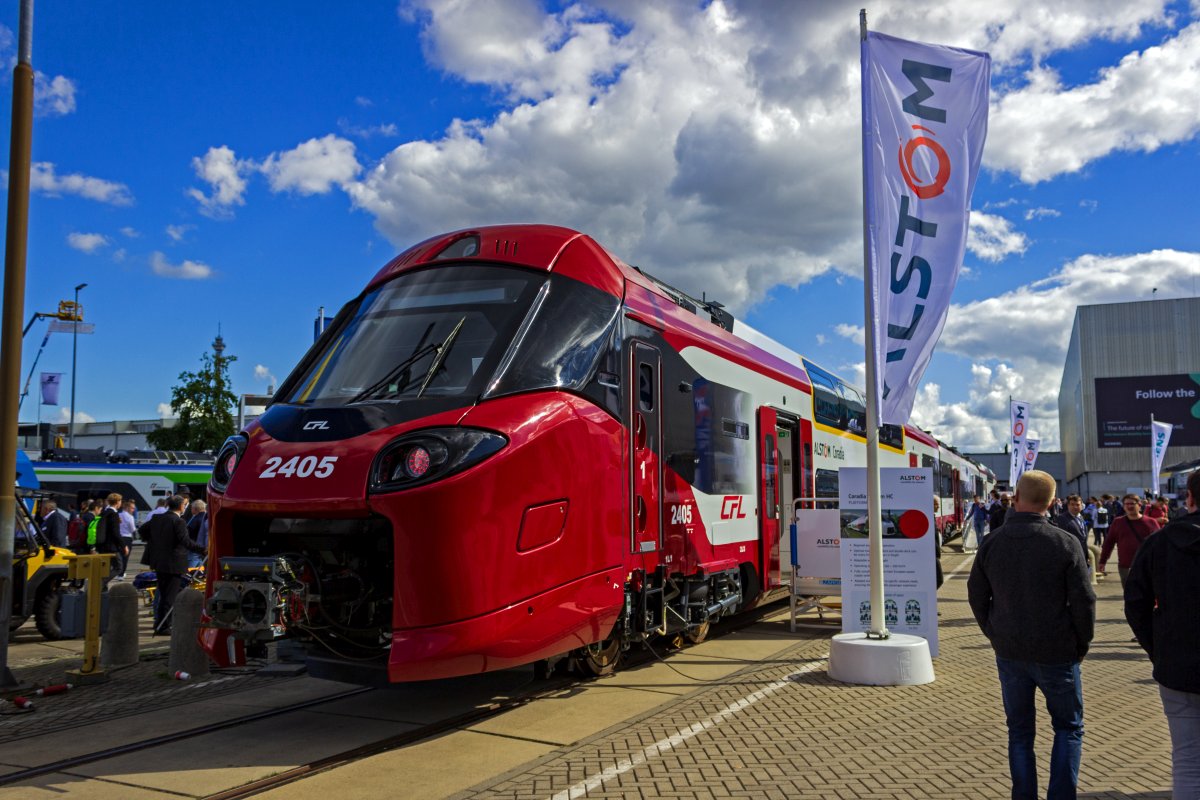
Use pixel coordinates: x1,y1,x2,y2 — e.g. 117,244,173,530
721,496,747,520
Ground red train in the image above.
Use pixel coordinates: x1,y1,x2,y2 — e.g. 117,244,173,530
200,224,991,683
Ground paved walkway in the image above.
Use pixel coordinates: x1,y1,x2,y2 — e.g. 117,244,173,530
467,552,1171,799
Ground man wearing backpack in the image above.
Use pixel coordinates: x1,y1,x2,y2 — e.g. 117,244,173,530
76,500,100,555
1125,469,1200,798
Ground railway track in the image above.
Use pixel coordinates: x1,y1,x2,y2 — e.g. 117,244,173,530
1,600,792,798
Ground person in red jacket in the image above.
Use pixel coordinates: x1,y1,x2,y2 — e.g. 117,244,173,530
1098,494,1160,587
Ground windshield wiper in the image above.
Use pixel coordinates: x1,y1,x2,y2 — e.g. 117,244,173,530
350,324,439,403
416,316,467,399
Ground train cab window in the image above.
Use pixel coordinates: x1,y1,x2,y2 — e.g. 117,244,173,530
484,274,621,400
639,364,654,411
283,265,542,405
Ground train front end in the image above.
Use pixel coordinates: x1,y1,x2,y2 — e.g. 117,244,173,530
201,227,629,683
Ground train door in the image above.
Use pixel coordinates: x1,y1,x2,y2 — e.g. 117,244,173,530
775,414,800,580
630,343,663,555
757,407,781,590
797,418,814,510
951,468,963,526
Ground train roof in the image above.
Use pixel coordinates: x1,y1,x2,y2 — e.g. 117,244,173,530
366,224,985,459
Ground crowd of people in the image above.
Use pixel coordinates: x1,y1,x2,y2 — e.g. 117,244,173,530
966,469,1200,800
29,488,210,633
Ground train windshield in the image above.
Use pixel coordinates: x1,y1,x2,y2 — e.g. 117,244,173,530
286,266,543,405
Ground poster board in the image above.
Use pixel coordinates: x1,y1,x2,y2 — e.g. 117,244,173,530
790,509,842,596
838,467,939,656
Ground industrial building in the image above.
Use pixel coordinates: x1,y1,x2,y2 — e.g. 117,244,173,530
1058,296,1200,498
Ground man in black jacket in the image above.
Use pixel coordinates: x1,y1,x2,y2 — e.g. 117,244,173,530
969,470,1096,800
98,493,126,577
140,494,205,634
1126,469,1200,799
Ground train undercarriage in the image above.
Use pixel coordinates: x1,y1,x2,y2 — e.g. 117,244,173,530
205,515,753,680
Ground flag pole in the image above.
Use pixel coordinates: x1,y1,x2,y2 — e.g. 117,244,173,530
859,7,887,639
1150,412,1155,497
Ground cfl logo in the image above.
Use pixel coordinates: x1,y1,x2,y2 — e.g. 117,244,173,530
721,495,747,520
303,420,330,431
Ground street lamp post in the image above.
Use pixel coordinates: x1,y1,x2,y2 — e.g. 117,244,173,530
68,281,86,448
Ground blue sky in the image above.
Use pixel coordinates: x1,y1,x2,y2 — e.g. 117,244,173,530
4,1,1200,451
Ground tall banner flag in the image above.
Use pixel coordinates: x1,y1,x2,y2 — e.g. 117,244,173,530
40,372,63,406
1022,437,1040,476
1150,419,1173,494
1009,399,1030,485
864,31,990,424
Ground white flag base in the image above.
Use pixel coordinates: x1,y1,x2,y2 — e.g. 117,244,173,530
828,632,935,686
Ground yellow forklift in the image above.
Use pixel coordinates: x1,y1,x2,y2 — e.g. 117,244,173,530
8,491,75,640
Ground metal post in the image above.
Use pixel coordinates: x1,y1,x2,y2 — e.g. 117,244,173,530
68,282,86,448
0,0,36,689
859,8,887,639
65,552,112,683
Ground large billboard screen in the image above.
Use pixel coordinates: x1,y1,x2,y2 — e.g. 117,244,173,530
1094,374,1200,448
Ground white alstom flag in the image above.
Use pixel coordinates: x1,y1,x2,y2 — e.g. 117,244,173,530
1022,437,1041,477
863,31,990,425
1009,399,1030,485
1151,419,1173,494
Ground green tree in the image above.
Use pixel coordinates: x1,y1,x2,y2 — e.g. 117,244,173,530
147,349,237,452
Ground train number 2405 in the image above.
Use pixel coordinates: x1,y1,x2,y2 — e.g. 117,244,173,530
259,455,338,479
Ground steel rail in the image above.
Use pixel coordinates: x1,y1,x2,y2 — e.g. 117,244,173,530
0,685,375,787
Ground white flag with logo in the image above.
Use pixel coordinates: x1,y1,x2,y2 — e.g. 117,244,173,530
1022,437,1040,476
864,31,990,425
1151,420,1173,493
1009,399,1030,485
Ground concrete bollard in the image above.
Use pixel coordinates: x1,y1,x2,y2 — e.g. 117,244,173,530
168,588,212,680
101,582,140,669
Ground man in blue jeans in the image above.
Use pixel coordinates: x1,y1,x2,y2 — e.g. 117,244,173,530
1125,468,1200,798
968,470,1096,799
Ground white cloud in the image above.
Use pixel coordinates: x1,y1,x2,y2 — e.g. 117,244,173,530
337,119,400,139
913,249,1200,450
254,364,277,387
56,407,94,424
1024,207,1061,221
834,323,865,346
967,212,1028,262
188,145,252,218
29,162,133,205
986,21,1200,183
66,232,109,253
165,223,193,242
354,96,374,107
34,73,76,116
815,333,827,345
320,2,1196,313
120,226,140,238
150,251,213,280
261,135,362,195
112,248,126,263
156,402,173,419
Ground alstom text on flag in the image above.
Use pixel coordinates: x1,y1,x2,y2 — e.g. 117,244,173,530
864,32,990,425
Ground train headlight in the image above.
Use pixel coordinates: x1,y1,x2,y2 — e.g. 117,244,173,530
370,427,507,493
211,434,248,493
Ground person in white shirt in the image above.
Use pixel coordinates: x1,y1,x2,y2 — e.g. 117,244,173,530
117,499,138,578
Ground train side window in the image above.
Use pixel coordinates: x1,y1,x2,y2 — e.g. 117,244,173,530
802,360,846,430
639,364,654,411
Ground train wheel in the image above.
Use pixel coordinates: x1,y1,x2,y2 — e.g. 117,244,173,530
578,636,621,677
684,618,711,645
